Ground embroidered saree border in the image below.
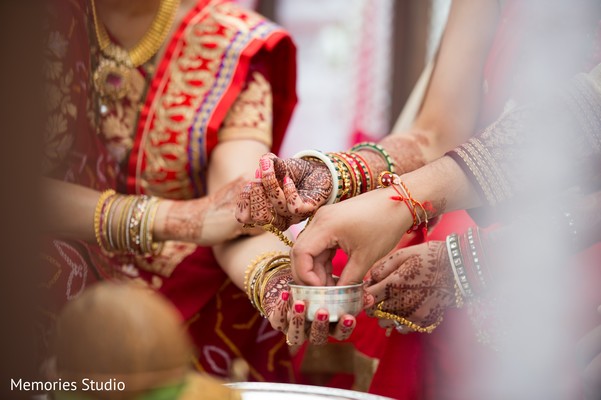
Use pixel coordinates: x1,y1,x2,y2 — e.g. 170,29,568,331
130,0,284,199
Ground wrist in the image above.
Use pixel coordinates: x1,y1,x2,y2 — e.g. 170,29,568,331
153,199,176,242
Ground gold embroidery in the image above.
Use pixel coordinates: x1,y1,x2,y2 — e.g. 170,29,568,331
44,29,77,173
136,1,281,199
99,67,147,163
219,71,273,147
454,146,497,206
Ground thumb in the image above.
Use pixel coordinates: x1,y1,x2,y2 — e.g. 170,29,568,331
337,253,371,286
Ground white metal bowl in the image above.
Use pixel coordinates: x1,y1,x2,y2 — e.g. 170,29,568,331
287,281,364,322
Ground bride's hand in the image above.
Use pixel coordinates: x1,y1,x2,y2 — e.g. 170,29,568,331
261,267,357,345
290,187,414,287
365,241,457,332
236,153,332,231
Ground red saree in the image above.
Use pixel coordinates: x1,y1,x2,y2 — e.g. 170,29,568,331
41,0,297,383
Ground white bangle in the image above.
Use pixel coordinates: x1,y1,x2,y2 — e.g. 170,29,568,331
446,233,469,298
293,150,340,205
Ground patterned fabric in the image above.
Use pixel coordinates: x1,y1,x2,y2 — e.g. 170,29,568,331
40,0,297,383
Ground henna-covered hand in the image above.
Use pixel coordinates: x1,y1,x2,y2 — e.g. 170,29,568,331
156,177,261,245
236,153,332,230
262,266,357,345
365,241,456,330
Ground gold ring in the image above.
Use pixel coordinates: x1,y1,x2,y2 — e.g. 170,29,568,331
263,213,276,228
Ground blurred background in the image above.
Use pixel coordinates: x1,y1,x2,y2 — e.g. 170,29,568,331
237,0,451,155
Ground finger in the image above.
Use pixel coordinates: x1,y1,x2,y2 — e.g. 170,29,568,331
286,301,307,345
331,315,356,341
260,156,290,217
283,175,315,218
309,309,330,345
365,278,389,305
249,177,274,226
236,183,252,224
290,243,335,286
267,291,291,333
337,253,373,286
362,289,375,309
369,248,412,283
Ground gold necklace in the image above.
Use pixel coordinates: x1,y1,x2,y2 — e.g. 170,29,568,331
91,0,180,101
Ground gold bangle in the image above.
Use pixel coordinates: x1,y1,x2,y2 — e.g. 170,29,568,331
254,259,290,316
373,301,443,334
106,195,124,251
117,196,135,252
100,193,119,252
257,264,290,316
338,152,363,197
252,256,290,309
328,153,355,200
244,252,277,296
244,252,284,304
94,189,116,250
129,195,150,254
142,197,163,256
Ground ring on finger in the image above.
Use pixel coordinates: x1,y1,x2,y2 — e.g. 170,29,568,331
393,320,406,333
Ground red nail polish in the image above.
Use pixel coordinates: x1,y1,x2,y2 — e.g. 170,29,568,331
281,291,290,301
260,159,270,171
255,169,261,179
317,312,328,322
294,303,305,313
283,176,291,185
343,318,354,327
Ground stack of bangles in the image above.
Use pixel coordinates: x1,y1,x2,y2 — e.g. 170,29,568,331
293,142,395,205
446,227,492,299
244,252,291,317
93,189,163,256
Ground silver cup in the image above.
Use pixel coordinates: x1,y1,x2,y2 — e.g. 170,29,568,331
288,281,364,322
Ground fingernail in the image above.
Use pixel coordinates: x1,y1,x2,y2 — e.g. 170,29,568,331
255,168,261,179
343,318,354,327
294,303,305,313
317,312,328,322
260,159,270,171
281,291,290,301
283,176,291,185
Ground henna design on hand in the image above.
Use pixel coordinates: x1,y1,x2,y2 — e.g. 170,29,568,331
263,268,293,332
273,157,331,218
309,312,330,345
367,241,455,327
249,180,274,225
236,183,251,223
163,177,246,243
242,154,333,229
287,301,307,345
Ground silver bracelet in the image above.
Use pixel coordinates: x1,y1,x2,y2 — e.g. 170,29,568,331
467,228,487,290
446,233,473,298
